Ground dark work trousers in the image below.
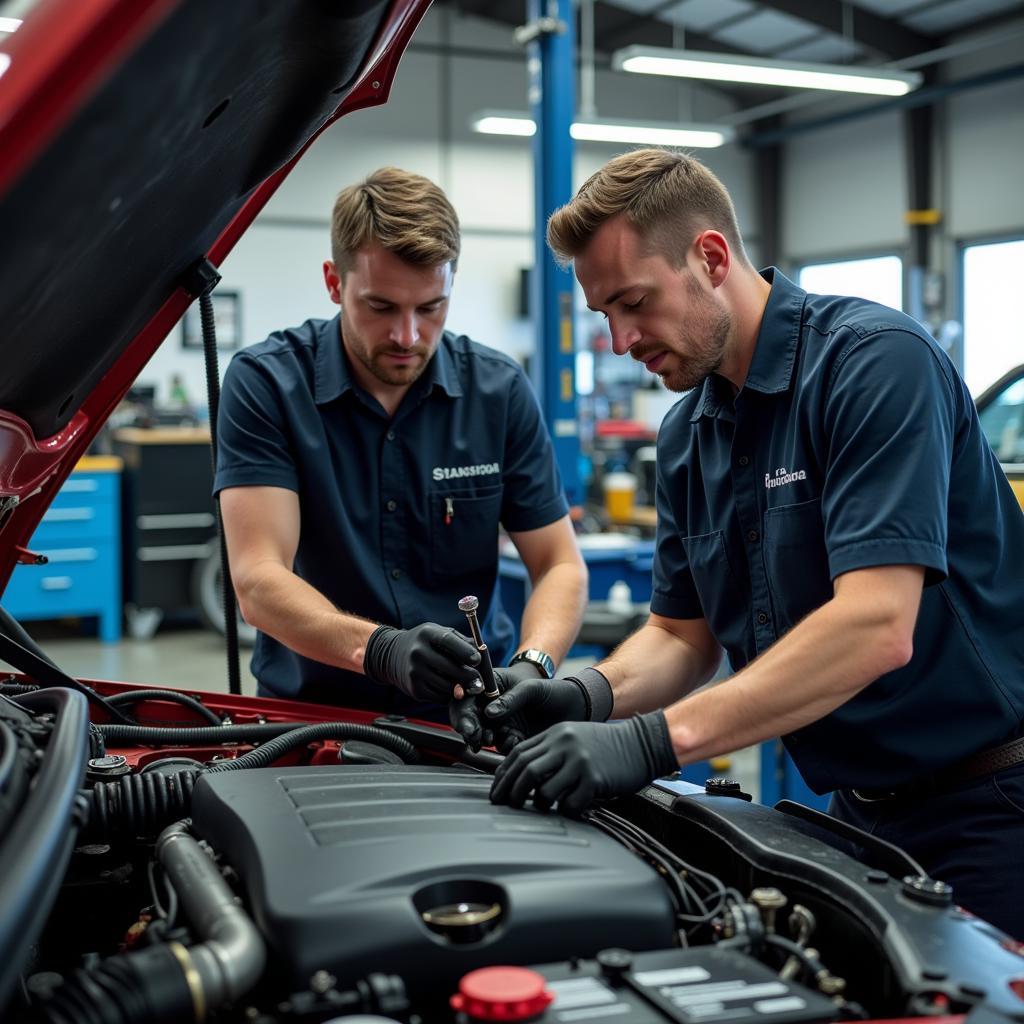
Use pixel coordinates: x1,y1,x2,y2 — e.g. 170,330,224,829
829,760,1024,939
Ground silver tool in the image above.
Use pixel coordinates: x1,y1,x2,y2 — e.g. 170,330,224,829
458,595,499,699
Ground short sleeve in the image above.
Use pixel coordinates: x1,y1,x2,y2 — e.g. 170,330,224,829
499,370,570,532
822,330,955,584
213,353,300,496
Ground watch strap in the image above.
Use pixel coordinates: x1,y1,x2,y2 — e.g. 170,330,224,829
509,647,555,679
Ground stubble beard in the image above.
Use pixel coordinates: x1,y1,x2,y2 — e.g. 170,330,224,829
341,310,428,388
661,279,732,393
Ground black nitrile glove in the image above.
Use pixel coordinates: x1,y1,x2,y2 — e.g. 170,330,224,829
489,712,677,817
364,623,482,702
449,660,544,752
482,667,614,753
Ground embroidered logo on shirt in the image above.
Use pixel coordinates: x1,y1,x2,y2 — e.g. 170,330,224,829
432,462,501,482
764,466,807,490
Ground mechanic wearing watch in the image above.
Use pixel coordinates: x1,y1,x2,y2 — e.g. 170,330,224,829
468,149,1024,940
214,168,587,721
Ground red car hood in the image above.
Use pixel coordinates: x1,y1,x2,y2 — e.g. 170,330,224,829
0,0,429,597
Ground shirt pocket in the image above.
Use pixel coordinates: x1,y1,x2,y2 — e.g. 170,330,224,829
763,497,832,634
429,484,503,580
680,530,741,631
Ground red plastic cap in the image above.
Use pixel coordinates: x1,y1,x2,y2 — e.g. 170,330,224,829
450,966,555,1021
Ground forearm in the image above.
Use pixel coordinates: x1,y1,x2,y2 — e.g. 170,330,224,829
597,618,721,718
517,560,588,666
235,560,377,673
664,595,911,764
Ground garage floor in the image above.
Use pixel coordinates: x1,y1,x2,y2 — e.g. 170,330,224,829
3,621,760,798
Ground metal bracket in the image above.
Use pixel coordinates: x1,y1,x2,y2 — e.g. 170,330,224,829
180,256,222,301
514,16,566,47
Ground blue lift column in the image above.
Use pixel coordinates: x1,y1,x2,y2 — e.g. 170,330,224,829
523,0,579,504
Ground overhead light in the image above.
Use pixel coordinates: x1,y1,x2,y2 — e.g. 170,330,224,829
470,110,733,148
472,113,537,137
613,46,923,97
571,118,732,147
0,17,22,33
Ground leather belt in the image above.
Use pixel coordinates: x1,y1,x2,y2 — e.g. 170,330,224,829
852,734,1024,803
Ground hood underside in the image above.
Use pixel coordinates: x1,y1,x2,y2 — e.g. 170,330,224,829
0,0,427,585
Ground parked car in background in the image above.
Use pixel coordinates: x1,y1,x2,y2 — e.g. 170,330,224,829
976,363,1024,508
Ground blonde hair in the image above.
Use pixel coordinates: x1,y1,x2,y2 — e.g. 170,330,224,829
330,167,460,274
547,148,748,269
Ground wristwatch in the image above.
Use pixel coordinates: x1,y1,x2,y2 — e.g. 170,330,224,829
509,648,555,679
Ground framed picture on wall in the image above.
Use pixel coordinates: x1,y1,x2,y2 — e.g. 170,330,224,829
181,290,242,350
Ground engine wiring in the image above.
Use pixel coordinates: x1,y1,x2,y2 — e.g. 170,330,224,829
587,806,746,945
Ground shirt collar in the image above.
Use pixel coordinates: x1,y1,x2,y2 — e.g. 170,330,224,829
314,319,463,406
688,267,805,422
314,315,350,406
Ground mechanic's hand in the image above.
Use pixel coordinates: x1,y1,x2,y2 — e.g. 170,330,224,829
489,713,677,817
482,666,615,753
363,623,482,702
448,660,544,752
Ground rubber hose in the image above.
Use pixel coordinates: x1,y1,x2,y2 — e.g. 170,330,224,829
105,689,222,726
34,943,195,1024
98,721,418,763
0,682,40,696
98,721,302,744
205,721,418,770
84,770,199,842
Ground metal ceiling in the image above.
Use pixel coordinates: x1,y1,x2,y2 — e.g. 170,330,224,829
442,0,1024,118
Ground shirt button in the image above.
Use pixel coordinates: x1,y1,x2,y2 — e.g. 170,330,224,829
756,610,769,625
386,500,397,512
386,430,395,442
738,456,750,466
747,529,759,542
391,568,402,580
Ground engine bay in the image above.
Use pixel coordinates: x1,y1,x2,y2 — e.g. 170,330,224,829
3,678,1024,1024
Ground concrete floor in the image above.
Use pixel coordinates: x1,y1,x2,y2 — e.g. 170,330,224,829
2,620,760,799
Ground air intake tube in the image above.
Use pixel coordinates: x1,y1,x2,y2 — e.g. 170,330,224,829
34,821,265,1024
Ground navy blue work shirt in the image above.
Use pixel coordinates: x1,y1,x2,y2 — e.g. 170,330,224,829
652,269,1024,793
213,316,568,714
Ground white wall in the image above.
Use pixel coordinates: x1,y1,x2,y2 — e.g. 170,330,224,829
137,6,757,405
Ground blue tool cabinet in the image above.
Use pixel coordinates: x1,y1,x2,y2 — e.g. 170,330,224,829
3,456,122,642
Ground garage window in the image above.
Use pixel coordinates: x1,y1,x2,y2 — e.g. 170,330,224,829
962,238,1024,397
797,255,903,311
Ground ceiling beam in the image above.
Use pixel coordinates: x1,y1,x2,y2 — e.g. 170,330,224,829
437,0,776,106
752,0,936,61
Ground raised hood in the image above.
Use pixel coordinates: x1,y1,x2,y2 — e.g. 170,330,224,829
0,0,429,594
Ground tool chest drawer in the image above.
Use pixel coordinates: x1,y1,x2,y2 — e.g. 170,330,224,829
3,458,122,642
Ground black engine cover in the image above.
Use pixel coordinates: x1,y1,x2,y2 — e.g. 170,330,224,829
191,765,676,990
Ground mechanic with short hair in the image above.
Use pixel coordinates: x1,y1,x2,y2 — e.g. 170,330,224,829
464,148,1024,937
215,167,587,720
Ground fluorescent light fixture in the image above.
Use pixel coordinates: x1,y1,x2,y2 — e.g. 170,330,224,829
613,46,923,97
470,110,733,148
472,113,536,137
0,17,22,33
571,118,732,147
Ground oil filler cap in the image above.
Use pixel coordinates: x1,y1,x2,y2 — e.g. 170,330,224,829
451,966,554,1021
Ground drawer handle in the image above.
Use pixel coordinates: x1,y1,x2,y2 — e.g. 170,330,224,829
137,513,215,529
43,508,95,522
138,543,215,562
38,548,98,563
62,480,100,493
41,576,73,591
